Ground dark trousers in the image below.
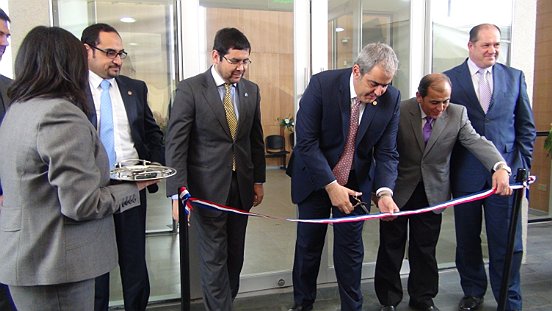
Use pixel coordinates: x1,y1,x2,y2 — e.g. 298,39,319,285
95,190,150,311
292,173,365,311
453,192,522,311
375,182,442,308
194,172,249,311
0,283,16,311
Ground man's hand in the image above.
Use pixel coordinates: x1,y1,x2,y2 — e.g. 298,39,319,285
325,182,361,214
492,169,512,196
136,179,160,191
172,199,179,221
377,194,399,221
253,184,264,207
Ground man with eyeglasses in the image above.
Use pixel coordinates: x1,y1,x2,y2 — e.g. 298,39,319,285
166,27,265,310
81,23,164,311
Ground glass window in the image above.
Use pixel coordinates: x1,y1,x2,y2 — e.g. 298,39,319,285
431,0,513,73
328,0,411,95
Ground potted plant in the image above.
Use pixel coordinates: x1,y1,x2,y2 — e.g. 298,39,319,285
277,116,295,147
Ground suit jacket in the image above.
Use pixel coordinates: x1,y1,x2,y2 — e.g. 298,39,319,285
165,68,266,211
0,74,11,196
86,75,165,192
395,98,505,212
0,98,140,286
444,60,535,192
288,68,400,204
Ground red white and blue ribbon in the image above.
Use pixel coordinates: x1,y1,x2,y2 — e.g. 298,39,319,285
178,176,535,224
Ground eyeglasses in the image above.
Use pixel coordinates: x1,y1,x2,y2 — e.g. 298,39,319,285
223,56,252,66
91,45,128,59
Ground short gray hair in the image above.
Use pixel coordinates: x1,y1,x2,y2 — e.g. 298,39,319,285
354,42,398,76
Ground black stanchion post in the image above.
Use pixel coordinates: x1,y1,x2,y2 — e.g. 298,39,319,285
178,190,191,311
497,168,527,311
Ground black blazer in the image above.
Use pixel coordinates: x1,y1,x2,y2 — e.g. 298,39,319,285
86,75,165,192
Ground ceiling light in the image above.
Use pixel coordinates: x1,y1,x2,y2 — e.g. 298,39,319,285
336,27,344,32
120,17,136,23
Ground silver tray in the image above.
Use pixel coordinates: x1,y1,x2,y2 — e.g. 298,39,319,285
110,159,177,181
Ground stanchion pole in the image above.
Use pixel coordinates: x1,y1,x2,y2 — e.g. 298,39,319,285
497,168,527,311
178,189,191,311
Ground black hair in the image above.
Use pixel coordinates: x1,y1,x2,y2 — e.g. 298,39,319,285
212,28,251,59
81,23,120,46
8,26,88,113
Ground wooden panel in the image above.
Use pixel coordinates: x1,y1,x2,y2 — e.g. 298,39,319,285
529,0,552,212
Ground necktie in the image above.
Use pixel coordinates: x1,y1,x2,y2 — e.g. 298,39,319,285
223,83,238,170
478,69,492,113
423,116,433,145
332,98,361,185
99,79,116,168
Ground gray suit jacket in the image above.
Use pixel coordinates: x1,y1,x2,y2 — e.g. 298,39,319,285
0,98,140,286
394,98,504,212
165,68,266,211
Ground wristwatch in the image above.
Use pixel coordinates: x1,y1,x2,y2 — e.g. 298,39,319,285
496,163,512,176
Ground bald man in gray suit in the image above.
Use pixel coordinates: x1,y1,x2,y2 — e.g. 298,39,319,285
374,73,511,311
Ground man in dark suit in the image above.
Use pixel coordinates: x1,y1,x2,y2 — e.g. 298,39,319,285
0,8,16,311
444,24,535,311
81,23,164,311
374,73,512,311
287,42,401,311
165,28,266,310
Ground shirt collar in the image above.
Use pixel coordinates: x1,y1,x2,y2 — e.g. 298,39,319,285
88,70,114,89
467,58,493,77
349,73,357,101
211,66,236,88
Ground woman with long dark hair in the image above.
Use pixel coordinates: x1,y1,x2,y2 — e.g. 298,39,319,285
0,26,156,310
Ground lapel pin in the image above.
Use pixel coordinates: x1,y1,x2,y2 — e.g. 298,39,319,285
128,91,133,96
372,101,377,106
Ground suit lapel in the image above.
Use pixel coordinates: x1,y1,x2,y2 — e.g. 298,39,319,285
85,86,98,128
424,109,448,155
202,70,233,139
116,77,137,126
457,61,484,114
236,80,250,137
488,65,504,113
406,100,425,152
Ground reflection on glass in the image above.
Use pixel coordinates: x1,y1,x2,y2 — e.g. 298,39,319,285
431,0,513,72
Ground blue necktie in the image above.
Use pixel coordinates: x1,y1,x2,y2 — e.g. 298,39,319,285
100,80,116,168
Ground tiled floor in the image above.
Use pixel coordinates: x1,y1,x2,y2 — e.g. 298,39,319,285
106,168,552,310
145,222,552,310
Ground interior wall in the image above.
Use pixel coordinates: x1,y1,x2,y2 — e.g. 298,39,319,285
206,8,295,166
529,0,551,212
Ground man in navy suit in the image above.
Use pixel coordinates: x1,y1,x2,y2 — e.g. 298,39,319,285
287,42,401,311
444,24,535,311
81,23,165,311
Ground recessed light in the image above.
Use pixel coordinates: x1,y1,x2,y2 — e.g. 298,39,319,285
336,27,344,32
120,17,136,23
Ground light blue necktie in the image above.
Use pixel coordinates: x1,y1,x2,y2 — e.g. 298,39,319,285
100,79,116,168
